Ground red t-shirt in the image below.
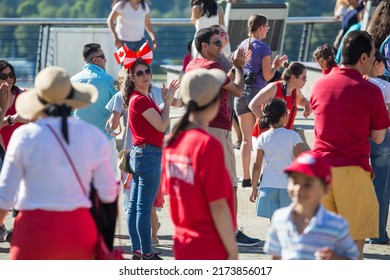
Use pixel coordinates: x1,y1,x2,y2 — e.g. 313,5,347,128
181,52,192,72
129,91,164,147
322,64,339,75
310,67,390,173
252,81,297,137
185,58,231,130
1,90,24,149
162,128,236,260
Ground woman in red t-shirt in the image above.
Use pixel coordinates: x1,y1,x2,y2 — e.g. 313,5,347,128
312,44,339,75
0,61,29,151
249,62,312,138
123,59,178,260
162,68,238,260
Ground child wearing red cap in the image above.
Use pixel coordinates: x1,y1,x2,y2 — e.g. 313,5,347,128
264,151,359,260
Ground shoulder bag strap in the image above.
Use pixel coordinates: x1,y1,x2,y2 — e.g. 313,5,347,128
283,85,297,129
46,124,87,197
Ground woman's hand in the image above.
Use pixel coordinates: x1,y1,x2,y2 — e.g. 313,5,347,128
152,39,158,50
0,82,12,113
272,54,288,69
231,47,246,69
114,38,122,49
249,186,258,203
162,79,179,105
302,99,312,118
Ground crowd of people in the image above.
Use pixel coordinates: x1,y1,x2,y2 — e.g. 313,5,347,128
0,0,390,260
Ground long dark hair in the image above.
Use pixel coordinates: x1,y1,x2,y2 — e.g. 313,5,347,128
367,0,390,49
112,0,147,10
312,44,337,68
259,98,287,130
122,59,152,109
190,0,218,18
0,60,19,95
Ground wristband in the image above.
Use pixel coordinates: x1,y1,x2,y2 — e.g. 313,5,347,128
7,115,14,126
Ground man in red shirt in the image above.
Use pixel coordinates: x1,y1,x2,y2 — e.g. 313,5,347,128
186,27,259,246
310,31,390,258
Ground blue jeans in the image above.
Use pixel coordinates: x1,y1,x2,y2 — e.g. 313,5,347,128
369,129,390,243
128,144,162,254
122,37,147,52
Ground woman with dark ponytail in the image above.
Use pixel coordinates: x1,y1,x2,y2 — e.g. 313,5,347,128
249,98,303,222
249,61,311,139
162,68,238,260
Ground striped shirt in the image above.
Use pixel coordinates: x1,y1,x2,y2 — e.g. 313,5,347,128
264,204,359,260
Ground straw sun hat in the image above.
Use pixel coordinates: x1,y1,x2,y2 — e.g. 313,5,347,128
16,66,98,119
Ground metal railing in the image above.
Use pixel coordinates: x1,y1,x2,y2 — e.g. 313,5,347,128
0,16,340,88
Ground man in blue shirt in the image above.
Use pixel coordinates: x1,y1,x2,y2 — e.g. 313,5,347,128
71,43,118,177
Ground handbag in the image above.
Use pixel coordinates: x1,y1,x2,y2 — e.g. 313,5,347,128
46,124,124,260
118,97,135,173
118,124,132,173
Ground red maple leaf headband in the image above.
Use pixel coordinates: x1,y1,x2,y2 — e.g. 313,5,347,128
113,42,153,69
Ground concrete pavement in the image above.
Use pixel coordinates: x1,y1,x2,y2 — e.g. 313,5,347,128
0,108,389,260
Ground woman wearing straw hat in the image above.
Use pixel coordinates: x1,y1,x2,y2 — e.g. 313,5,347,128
162,68,238,260
0,66,119,260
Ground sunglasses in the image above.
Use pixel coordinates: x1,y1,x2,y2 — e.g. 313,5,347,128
209,40,223,47
135,68,151,77
0,72,16,80
93,54,105,60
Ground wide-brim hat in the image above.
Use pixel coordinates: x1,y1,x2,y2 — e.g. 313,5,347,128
284,152,332,185
16,66,98,119
180,68,226,108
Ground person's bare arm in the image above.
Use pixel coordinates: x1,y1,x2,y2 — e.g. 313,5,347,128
248,83,277,118
107,9,122,48
0,83,12,131
261,55,288,82
293,143,303,158
209,198,238,260
144,14,157,49
218,5,225,26
223,48,247,97
296,89,312,118
250,149,264,203
105,111,122,136
370,129,387,144
142,80,178,132
191,5,202,24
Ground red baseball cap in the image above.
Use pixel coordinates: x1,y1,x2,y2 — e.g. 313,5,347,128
284,152,332,185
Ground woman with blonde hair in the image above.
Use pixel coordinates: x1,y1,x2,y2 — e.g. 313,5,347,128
235,14,287,188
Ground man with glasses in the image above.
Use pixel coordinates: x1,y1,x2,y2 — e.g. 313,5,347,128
185,27,260,247
71,43,118,177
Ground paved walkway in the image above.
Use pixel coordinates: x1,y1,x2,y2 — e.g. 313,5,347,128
1,108,389,260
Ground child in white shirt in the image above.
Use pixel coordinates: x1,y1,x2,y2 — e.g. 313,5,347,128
249,98,302,220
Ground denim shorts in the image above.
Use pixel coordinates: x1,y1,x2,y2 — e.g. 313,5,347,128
122,37,147,52
256,188,291,219
234,86,262,116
